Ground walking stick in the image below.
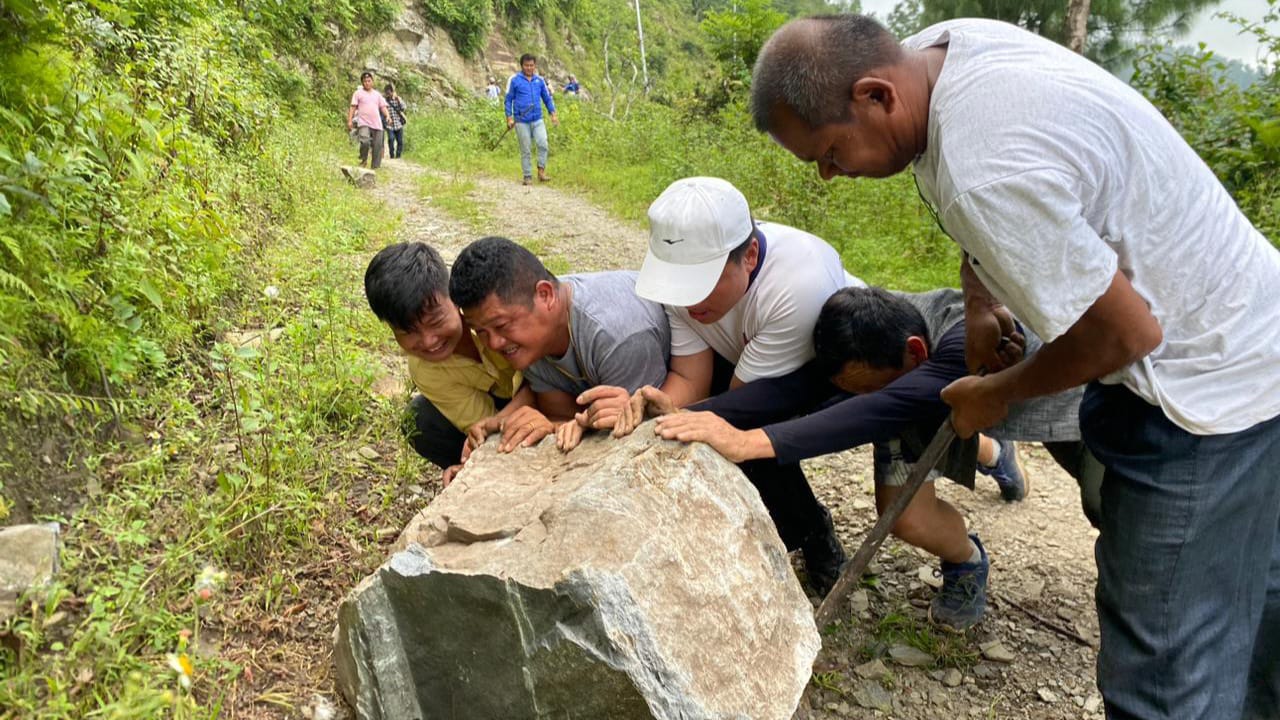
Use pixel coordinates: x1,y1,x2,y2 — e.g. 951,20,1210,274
791,418,959,720
813,418,959,627
489,124,513,151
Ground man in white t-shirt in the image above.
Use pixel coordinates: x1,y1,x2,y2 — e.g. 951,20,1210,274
621,177,859,596
750,14,1280,720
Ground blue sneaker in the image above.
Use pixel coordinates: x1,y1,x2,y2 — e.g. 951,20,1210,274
928,534,989,632
978,438,1026,502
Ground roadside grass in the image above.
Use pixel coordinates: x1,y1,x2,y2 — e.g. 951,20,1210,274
403,99,961,292
866,609,982,671
0,119,433,718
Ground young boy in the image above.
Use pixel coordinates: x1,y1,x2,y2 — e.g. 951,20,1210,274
645,287,1091,630
363,242,533,483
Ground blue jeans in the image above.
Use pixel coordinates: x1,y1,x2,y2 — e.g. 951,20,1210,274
514,120,548,179
1080,382,1280,720
386,128,403,158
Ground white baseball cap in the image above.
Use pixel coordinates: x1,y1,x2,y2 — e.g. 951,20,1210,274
636,177,754,307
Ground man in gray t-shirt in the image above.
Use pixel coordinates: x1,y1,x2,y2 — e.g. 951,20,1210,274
521,272,670,397
449,237,670,451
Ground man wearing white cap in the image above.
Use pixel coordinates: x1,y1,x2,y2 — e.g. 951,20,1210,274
629,176,864,595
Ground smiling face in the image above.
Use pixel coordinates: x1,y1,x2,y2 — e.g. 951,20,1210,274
394,295,465,362
461,284,560,370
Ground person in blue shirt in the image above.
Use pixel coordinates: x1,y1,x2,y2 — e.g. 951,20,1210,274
563,75,581,96
504,54,559,186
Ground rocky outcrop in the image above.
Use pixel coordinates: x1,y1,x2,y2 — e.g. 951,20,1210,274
334,422,819,719
341,166,377,188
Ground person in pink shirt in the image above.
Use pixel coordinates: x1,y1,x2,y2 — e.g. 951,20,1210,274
346,71,390,169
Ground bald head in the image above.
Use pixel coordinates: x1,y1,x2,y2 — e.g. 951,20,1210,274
750,15,904,133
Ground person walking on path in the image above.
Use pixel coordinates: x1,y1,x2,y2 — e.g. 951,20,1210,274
347,71,390,169
751,15,1280,720
504,54,558,185
383,83,407,159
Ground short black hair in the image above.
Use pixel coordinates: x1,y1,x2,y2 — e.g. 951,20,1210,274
751,14,904,132
813,287,929,378
449,236,556,311
383,83,395,94
726,225,761,265
364,242,449,332
519,53,537,65
360,71,373,81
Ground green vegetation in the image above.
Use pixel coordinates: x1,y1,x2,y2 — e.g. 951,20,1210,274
405,98,961,290
1129,2,1280,241
890,0,1224,67
0,1,431,716
2,0,1276,714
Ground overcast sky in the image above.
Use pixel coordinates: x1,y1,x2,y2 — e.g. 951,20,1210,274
858,0,1272,67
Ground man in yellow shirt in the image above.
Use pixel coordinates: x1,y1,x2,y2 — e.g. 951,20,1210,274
365,242,534,483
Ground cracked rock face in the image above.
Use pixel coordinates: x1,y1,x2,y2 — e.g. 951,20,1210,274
334,422,819,719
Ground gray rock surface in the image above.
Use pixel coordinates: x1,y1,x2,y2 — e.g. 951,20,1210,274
340,166,376,188
888,644,935,668
334,422,819,719
0,523,60,622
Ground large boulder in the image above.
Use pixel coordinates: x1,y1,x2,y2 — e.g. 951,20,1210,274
334,422,819,720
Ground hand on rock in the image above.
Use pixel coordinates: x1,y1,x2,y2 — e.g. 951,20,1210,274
556,418,586,453
576,385,631,431
497,406,554,452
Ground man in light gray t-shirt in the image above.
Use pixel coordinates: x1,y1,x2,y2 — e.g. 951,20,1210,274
450,237,670,452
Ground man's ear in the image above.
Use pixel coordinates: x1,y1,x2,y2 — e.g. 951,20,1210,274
534,280,557,310
905,335,929,367
852,76,899,115
741,237,761,274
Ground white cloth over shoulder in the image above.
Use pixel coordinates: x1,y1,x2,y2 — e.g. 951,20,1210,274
666,221,864,383
907,19,1280,435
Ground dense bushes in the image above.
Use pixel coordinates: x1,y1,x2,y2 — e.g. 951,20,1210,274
0,0,394,409
1129,3,1279,242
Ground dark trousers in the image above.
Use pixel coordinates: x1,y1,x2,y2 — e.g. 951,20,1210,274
357,127,384,168
711,355,828,550
405,393,513,469
406,394,466,469
1081,382,1280,720
386,128,403,158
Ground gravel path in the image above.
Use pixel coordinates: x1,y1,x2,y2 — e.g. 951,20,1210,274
368,158,1105,719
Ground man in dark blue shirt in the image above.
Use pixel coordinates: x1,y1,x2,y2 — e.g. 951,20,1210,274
640,287,1096,631
504,54,558,185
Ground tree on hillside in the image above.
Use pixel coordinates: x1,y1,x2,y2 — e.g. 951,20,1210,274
885,0,1223,66
702,0,787,77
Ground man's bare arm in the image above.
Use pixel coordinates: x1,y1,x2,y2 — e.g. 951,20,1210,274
943,270,1162,437
658,349,715,407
